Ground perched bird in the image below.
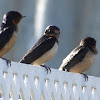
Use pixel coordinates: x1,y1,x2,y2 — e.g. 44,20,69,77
59,37,98,81
20,25,60,73
0,11,25,65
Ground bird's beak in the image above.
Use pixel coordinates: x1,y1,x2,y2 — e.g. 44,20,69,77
22,16,26,18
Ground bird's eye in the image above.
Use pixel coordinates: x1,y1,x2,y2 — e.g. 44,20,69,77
45,30,48,33
48,29,54,33
48,29,51,32
45,29,53,33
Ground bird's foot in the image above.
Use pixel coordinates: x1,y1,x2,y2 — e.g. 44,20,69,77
81,73,88,81
41,65,51,74
1,58,11,67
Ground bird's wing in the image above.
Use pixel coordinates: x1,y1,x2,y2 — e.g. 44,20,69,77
0,25,15,50
20,36,57,64
59,46,89,71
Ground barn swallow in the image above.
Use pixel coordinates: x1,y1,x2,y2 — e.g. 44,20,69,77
0,11,25,65
20,25,60,73
59,37,98,81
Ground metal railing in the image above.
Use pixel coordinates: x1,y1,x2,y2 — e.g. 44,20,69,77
0,59,99,100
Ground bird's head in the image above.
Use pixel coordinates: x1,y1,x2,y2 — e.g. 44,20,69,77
2,11,25,25
80,37,96,49
44,25,60,38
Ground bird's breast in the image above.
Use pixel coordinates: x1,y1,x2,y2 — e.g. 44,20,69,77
32,42,58,65
0,31,18,57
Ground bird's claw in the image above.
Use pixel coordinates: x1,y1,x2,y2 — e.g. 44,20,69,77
2,58,11,67
41,65,51,74
6,59,11,67
81,73,88,81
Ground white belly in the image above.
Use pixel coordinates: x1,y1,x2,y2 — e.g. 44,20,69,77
69,51,97,73
32,42,58,65
0,31,18,57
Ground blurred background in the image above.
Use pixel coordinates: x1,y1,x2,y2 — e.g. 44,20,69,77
0,0,100,77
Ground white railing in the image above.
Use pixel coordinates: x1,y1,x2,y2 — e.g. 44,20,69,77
0,59,100,100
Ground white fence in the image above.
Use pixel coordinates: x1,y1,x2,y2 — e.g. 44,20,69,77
0,59,100,100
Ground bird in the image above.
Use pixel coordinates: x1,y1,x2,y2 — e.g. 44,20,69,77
0,11,25,65
19,25,60,73
59,37,98,81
